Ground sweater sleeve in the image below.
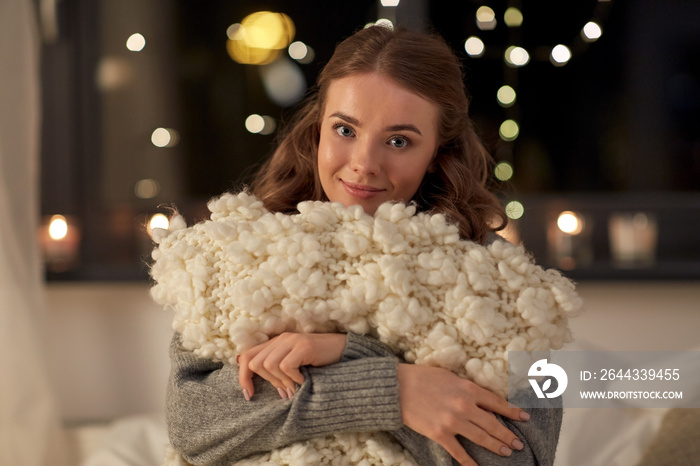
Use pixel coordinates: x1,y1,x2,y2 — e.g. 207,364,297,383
166,332,403,465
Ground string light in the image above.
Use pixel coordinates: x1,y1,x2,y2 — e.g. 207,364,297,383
476,6,497,31
462,1,614,189
506,201,525,220
504,46,530,67
497,85,516,107
503,8,523,27
464,3,612,67
464,36,485,57
582,22,603,42
495,162,514,181
550,44,572,66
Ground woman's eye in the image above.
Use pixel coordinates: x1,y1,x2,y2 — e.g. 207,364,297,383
389,136,409,148
334,124,354,137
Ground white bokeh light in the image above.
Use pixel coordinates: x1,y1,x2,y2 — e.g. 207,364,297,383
126,33,146,52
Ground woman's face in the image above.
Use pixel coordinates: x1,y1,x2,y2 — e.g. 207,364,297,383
317,72,440,216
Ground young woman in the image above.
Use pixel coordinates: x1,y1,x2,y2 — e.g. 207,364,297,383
166,25,562,466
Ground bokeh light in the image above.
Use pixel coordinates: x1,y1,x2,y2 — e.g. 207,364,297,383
245,114,265,134
259,57,306,106
245,114,276,135
505,46,530,67
464,36,485,57
503,7,523,27
288,41,314,64
499,120,520,141
497,85,516,107
48,215,68,240
227,12,295,65
495,162,514,181
505,201,525,220
557,211,584,235
550,44,572,66
149,213,170,233
126,33,145,52
582,21,603,42
476,6,497,31
151,128,179,148
135,179,160,199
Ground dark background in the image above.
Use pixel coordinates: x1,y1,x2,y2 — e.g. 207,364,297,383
40,0,700,280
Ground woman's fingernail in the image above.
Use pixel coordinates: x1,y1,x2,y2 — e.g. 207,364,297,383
242,389,251,401
520,411,530,421
511,439,524,450
277,387,288,400
286,387,295,399
499,446,512,456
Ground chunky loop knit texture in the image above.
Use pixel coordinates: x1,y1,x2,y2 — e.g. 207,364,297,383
150,192,583,465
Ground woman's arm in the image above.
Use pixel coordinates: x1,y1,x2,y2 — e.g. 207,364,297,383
169,331,562,466
236,334,536,466
166,332,403,465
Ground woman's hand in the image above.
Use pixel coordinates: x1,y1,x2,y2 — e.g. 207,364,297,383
398,363,530,466
237,332,346,401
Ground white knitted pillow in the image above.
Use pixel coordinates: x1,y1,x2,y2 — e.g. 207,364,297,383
150,191,583,465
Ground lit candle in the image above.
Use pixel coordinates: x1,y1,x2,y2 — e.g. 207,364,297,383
39,214,80,272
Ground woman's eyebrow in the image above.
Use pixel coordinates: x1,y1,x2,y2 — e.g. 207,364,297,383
329,112,360,126
329,112,423,136
386,124,422,136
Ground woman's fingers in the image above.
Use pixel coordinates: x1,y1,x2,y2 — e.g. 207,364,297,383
239,341,296,398
462,383,528,450
237,333,346,400
475,384,530,422
237,356,255,401
398,364,527,463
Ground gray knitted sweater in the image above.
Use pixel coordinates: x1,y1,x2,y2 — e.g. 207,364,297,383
167,332,562,465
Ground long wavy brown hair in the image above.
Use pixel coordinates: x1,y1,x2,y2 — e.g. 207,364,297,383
249,25,507,243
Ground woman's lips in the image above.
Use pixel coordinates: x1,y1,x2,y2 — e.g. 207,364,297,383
341,180,385,199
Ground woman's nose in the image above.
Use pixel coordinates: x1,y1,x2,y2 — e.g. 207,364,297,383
349,140,380,175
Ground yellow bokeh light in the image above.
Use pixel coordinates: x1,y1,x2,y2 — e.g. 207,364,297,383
226,23,243,40
242,12,294,50
48,215,68,240
557,211,583,235
495,162,514,181
504,7,523,27
149,213,170,233
506,201,525,220
227,39,280,65
497,85,516,107
476,6,497,30
227,12,294,65
499,119,520,141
